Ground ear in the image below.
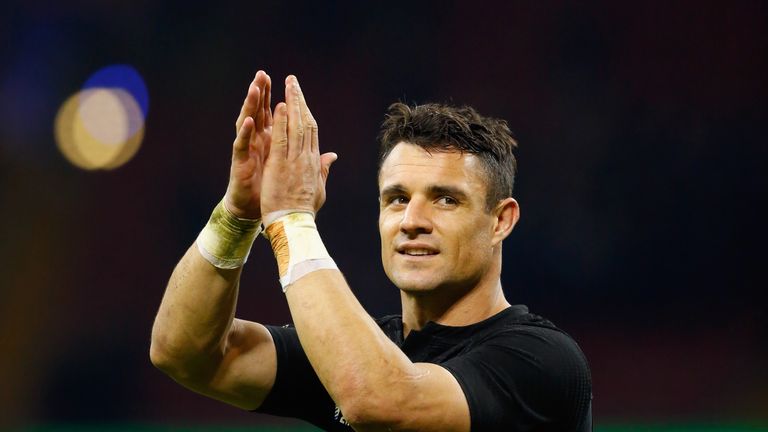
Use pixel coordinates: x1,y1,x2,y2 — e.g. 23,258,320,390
491,198,520,247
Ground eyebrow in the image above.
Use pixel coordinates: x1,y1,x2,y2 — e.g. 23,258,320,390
379,184,407,198
428,185,469,201
379,183,469,201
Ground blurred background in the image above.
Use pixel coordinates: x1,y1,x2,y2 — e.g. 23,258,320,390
1,0,766,430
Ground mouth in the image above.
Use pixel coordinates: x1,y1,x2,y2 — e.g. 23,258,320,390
399,250,438,257
396,245,439,257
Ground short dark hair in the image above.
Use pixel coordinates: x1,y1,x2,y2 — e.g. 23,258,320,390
377,102,518,211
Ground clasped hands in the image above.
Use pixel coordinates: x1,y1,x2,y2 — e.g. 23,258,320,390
224,70,337,222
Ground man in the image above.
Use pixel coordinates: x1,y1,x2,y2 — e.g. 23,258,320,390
150,70,592,431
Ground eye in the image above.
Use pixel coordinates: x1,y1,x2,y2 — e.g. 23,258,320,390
385,195,408,206
436,196,458,206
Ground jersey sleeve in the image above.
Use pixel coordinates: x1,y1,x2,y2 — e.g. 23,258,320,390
439,326,592,432
253,324,344,430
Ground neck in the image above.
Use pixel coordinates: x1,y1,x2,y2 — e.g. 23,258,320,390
400,275,510,337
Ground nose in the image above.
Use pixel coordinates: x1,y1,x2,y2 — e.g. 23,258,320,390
400,198,433,236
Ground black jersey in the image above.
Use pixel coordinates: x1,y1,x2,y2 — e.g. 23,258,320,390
256,305,592,431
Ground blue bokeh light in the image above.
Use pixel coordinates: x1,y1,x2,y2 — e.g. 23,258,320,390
82,64,149,118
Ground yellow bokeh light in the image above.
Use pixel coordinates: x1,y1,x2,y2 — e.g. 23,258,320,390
54,88,145,170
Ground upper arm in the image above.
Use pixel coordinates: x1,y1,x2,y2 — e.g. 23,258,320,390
176,318,277,411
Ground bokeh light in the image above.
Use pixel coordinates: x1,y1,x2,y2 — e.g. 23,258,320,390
54,65,148,170
82,64,149,119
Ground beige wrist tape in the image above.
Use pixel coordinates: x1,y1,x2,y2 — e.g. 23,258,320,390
196,199,262,269
263,212,337,291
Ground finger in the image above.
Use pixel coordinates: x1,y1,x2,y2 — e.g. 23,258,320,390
235,83,258,134
258,126,271,162
233,117,254,163
293,77,319,154
271,102,288,159
292,76,310,125
264,73,273,127
320,152,338,182
254,71,268,130
302,104,314,158
249,113,265,154
235,72,263,134
309,114,319,154
285,76,303,159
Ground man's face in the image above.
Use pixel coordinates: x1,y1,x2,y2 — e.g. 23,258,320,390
378,143,500,293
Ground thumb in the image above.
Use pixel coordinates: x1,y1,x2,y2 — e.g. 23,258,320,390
320,152,338,181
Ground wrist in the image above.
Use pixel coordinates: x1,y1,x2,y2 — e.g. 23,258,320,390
196,199,262,269
262,209,314,226
223,194,261,220
263,212,337,290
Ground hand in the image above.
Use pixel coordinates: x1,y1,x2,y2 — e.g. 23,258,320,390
224,70,273,219
260,75,337,219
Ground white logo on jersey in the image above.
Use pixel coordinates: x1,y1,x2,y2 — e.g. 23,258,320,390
334,405,350,426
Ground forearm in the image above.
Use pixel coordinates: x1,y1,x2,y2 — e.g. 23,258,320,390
150,244,242,368
262,211,428,427
261,211,415,402
285,269,421,423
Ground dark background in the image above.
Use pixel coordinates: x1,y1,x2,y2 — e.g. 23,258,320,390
1,0,766,428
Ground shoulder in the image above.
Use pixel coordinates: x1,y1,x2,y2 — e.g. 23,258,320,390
492,312,583,350
473,308,590,378
440,308,592,429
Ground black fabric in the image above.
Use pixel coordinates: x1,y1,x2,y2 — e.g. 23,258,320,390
256,305,592,431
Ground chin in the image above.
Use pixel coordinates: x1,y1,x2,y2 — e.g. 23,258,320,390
391,273,442,294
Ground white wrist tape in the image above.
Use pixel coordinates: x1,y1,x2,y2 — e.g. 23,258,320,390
263,212,337,291
196,199,262,269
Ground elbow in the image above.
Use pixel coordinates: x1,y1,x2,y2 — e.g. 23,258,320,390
149,329,221,386
149,318,193,374
338,398,375,429
149,332,193,380
149,341,167,368
335,382,404,429
338,401,379,429
149,340,200,385
341,399,402,430
149,337,177,375
149,319,175,371
149,320,227,385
